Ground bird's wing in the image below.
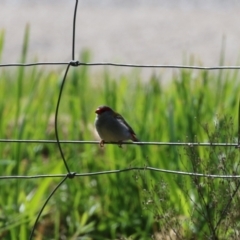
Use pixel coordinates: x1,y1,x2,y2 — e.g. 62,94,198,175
113,112,138,141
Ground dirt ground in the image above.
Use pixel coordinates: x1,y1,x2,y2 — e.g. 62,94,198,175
1,1,240,79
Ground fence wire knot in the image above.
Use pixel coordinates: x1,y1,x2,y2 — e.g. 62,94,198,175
67,172,76,179
69,60,79,66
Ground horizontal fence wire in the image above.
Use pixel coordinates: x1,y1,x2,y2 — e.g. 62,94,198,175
1,167,240,180
0,139,239,147
1,0,240,239
1,62,240,70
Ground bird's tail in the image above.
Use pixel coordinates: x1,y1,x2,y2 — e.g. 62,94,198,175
131,134,140,143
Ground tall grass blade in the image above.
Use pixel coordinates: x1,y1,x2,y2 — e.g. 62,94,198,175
12,25,30,212
238,98,240,146
0,29,4,62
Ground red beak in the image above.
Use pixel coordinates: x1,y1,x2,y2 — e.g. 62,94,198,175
95,108,100,114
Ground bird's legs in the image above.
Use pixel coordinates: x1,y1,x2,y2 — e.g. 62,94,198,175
99,140,123,148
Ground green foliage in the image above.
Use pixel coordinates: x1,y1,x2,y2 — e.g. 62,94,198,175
1,30,240,239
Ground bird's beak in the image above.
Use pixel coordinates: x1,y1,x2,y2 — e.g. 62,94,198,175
95,108,100,114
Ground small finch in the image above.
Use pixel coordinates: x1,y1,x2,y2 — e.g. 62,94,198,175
94,105,139,147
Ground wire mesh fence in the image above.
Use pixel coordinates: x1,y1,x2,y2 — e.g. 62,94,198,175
1,1,240,239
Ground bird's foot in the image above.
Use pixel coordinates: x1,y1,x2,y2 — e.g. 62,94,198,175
118,141,123,148
99,140,105,148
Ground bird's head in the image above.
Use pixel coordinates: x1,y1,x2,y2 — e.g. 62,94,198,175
95,105,114,115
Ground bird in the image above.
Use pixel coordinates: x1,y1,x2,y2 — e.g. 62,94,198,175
94,105,139,147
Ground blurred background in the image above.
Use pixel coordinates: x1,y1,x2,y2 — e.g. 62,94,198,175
1,0,240,67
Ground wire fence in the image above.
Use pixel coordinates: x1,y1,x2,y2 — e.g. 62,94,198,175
1,1,240,239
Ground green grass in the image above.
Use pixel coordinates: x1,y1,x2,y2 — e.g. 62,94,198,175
1,31,240,239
